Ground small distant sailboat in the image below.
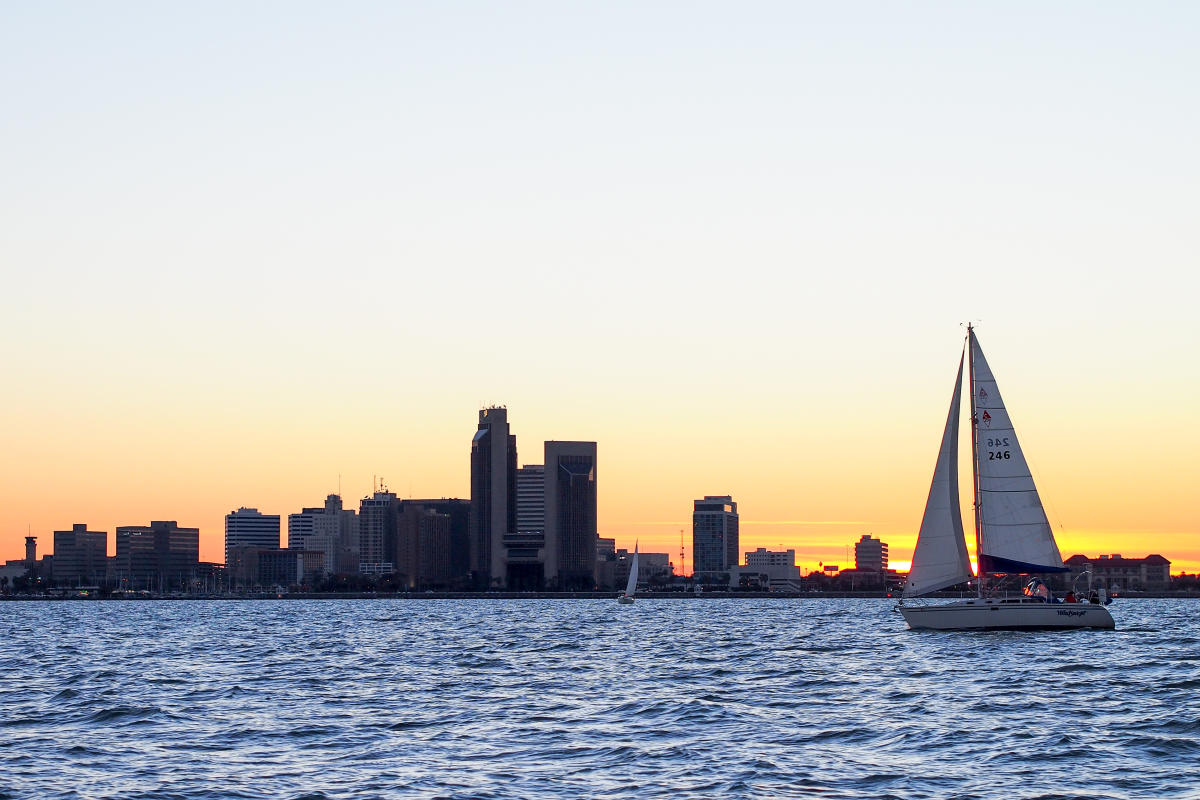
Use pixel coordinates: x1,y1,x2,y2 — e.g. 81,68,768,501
898,326,1115,630
618,541,639,604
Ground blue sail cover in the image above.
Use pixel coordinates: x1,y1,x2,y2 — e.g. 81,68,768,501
978,553,1070,574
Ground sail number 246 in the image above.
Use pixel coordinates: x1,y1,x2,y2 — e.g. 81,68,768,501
986,437,1011,461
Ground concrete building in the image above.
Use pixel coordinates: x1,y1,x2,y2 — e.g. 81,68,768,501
224,508,280,568
288,494,357,575
396,505,452,590
52,524,108,586
114,521,199,591
25,536,37,569
854,535,888,572
358,490,399,572
1064,553,1171,592
746,547,796,568
733,548,802,591
470,407,517,587
693,495,739,578
516,464,546,533
256,548,324,588
544,440,597,590
402,499,470,587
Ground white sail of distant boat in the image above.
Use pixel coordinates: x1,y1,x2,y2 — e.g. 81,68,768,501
618,542,639,604
898,326,1114,630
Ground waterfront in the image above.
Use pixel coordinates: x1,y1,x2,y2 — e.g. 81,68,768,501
3,599,1199,800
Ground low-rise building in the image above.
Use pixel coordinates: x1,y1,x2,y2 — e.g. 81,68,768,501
1063,554,1171,592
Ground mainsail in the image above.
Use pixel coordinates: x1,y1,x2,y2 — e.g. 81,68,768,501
969,330,1066,574
904,350,973,597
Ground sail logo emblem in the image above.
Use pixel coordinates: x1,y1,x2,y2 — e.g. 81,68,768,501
981,410,992,428
979,387,989,402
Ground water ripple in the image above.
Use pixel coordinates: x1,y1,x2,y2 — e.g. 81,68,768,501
2,598,1200,799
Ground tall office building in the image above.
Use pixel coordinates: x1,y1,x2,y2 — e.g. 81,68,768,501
224,508,281,567
402,498,470,586
288,494,357,574
52,524,108,585
693,495,739,576
358,491,399,570
396,505,452,590
114,521,200,590
470,407,517,587
516,465,545,533
544,441,597,590
24,536,37,569
854,535,888,572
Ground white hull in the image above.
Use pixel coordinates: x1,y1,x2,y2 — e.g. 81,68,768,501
900,598,1114,630
617,594,634,604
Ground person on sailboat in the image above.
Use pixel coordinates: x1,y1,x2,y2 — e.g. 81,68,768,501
1023,578,1051,602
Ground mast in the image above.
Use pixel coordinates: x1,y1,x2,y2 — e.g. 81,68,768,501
967,324,983,598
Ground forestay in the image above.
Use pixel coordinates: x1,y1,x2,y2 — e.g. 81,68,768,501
969,331,1066,574
904,351,974,597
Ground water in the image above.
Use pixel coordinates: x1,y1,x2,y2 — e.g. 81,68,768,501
2,598,1198,800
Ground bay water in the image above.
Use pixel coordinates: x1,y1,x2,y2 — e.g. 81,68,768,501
2,598,1198,799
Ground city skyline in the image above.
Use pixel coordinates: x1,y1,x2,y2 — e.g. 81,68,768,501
4,395,1194,575
2,4,1196,572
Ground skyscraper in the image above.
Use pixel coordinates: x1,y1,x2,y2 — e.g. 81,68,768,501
396,505,452,590
544,441,597,590
401,498,470,586
224,508,281,567
693,495,739,577
52,524,107,586
470,407,517,587
358,491,399,570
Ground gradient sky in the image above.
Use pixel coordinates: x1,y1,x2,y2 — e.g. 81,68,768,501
2,2,1197,573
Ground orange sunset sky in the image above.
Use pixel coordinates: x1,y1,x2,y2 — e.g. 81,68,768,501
2,4,1197,573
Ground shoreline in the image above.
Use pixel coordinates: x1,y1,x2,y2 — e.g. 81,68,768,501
4,591,1199,601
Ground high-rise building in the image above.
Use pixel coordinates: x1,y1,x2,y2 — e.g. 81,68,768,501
693,495,739,576
854,535,888,572
516,465,545,533
224,508,280,567
470,407,517,587
24,536,37,569
114,521,199,591
52,524,108,585
358,491,399,571
396,505,452,590
402,498,470,587
544,441,597,590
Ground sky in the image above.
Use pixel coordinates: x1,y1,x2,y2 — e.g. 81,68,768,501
2,2,1197,573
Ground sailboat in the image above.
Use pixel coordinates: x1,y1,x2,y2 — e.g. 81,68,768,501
898,326,1114,630
618,541,639,604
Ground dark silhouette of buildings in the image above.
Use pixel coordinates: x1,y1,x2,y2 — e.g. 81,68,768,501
470,407,517,587
402,498,470,586
114,521,199,591
52,524,107,586
544,441,597,590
